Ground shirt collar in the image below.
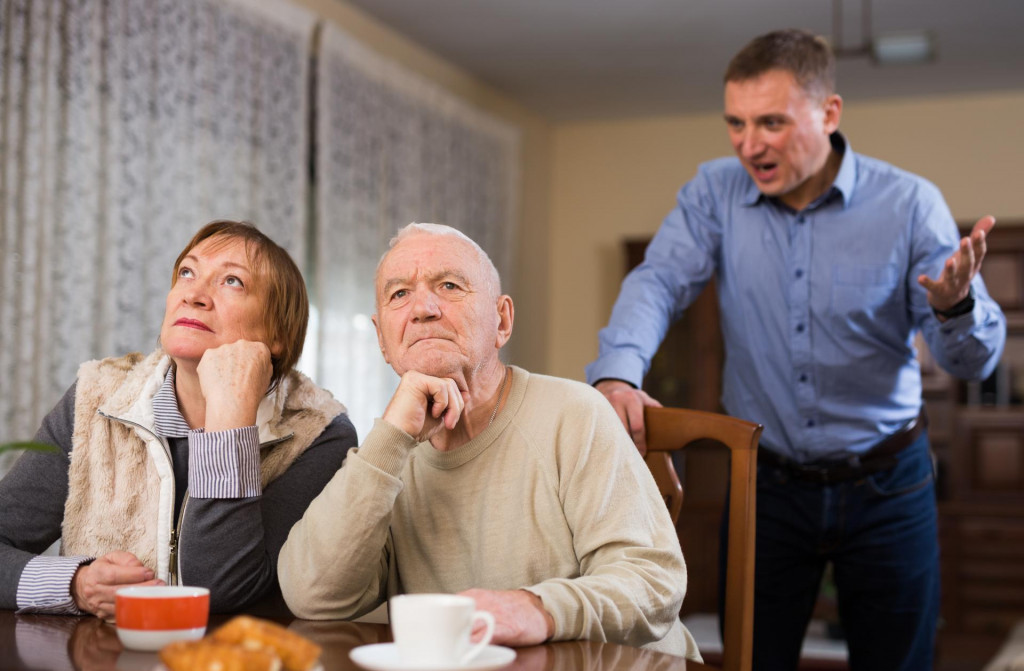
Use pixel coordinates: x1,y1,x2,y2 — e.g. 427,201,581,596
828,132,856,208
152,366,192,438
740,131,856,210
740,173,763,207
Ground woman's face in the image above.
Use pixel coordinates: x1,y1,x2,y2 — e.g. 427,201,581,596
159,236,274,369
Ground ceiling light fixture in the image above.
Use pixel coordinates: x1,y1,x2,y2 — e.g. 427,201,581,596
871,32,935,64
832,0,935,65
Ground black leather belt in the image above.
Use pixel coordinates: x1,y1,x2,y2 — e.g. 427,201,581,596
758,410,928,485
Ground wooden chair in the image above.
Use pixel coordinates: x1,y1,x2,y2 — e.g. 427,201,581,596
644,406,763,671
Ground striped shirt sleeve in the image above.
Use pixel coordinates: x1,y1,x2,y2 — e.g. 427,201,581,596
187,425,262,499
15,555,94,614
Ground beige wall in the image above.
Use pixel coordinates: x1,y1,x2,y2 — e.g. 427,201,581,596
291,0,553,372
548,91,1024,381
285,1,1023,383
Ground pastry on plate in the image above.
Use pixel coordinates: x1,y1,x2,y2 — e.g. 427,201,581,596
159,639,281,671
211,615,322,671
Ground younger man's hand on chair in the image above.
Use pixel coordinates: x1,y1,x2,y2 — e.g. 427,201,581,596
595,379,662,456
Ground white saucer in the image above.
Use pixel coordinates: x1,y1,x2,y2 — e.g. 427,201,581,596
349,643,516,671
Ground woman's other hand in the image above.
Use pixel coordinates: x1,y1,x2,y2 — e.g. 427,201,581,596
71,551,163,619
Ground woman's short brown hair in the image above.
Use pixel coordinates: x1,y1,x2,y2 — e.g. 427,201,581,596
724,29,835,100
172,220,308,386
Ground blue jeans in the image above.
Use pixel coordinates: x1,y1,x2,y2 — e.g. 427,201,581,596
719,433,940,671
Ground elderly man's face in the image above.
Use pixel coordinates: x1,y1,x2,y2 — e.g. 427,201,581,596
373,233,502,379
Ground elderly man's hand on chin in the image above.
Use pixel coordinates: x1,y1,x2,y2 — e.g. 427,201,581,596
460,588,555,647
382,371,467,442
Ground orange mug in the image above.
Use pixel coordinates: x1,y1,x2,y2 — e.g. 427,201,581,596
115,586,210,651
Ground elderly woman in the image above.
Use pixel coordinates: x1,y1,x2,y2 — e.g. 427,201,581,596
0,221,355,618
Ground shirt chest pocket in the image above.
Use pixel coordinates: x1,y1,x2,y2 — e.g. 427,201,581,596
831,263,901,319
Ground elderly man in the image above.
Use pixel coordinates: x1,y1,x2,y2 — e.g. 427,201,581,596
278,223,699,658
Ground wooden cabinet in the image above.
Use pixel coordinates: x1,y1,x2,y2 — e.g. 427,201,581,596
938,505,1024,669
623,225,1024,670
949,409,1024,503
931,227,1024,668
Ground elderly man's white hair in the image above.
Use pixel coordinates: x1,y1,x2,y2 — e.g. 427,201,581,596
379,222,502,297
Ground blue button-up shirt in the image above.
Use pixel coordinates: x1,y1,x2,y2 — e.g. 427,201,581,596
586,134,1006,462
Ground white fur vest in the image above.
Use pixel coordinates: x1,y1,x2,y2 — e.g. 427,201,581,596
61,349,345,582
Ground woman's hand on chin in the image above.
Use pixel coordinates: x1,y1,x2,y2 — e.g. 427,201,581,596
197,340,274,432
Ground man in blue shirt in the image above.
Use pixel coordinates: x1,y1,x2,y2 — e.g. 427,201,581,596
587,29,1005,671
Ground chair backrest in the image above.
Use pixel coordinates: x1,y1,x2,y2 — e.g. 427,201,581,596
644,406,762,671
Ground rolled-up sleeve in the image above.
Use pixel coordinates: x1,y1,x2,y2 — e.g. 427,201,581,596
187,426,261,499
15,555,94,615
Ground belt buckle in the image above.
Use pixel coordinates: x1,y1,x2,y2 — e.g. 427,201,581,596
796,463,836,484
795,456,862,484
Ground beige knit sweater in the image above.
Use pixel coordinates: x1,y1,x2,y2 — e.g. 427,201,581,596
279,367,698,659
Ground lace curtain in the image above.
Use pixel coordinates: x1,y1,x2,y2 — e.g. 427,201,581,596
307,25,520,440
0,1,520,464
0,0,314,469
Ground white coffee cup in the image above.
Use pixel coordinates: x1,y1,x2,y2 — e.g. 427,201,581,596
390,594,496,666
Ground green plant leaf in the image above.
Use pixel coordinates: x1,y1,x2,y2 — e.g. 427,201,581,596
0,441,60,455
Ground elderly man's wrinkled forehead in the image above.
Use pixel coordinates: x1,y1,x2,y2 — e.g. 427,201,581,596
375,230,501,305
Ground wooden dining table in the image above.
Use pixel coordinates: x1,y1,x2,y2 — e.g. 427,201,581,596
0,609,714,670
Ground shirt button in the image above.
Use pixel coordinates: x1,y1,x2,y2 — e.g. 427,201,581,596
799,374,808,383
796,215,806,224
796,323,805,333
795,269,804,279
807,419,815,427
